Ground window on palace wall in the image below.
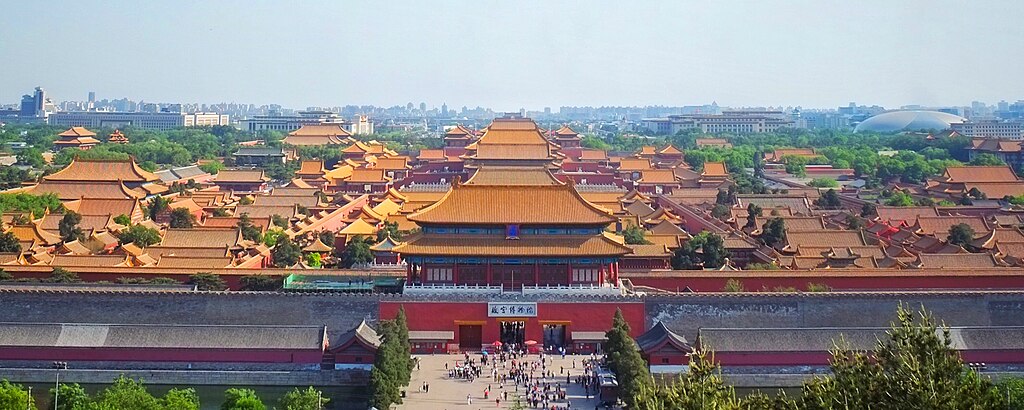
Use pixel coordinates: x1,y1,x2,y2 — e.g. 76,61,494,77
506,224,520,239
572,268,598,283
425,267,453,282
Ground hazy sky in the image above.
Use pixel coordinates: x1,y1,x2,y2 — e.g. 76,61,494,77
2,1,1023,111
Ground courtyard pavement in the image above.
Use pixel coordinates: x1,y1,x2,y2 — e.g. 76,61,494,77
398,353,610,410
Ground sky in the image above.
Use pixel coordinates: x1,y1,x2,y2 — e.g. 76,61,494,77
2,0,1023,111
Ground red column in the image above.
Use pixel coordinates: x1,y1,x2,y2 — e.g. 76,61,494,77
406,262,412,284
533,262,540,286
486,262,493,285
566,262,573,285
613,262,620,284
453,261,460,285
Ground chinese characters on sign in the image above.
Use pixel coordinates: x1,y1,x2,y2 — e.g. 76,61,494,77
487,302,538,317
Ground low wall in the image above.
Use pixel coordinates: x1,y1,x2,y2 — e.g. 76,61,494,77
0,367,367,386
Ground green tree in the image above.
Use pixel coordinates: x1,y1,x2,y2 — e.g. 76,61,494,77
395,306,413,386
860,202,877,217
744,204,762,229
723,278,745,292
806,282,833,292
710,204,730,219
340,236,374,268
51,382,89,410
760,218,787,247
272,237,302,268
270,214,289,229
278,387,328,410
845,214,864,230
998,377,1024,410
212,208,230,217
947,223,975,248
969,153,1005,166
189,272,227,291
89,376,161,410
58,211,85,242
113,214,131,226
168,207,196,228
638,348,748,409
146,196,170,220
236,213,263,243
0,231,22,253
160,388,200,410
623,225,652,244
239,275,282,291
0,379,36,410
47,267,81,283
814,189,842,209
118,224,162,247
604,309,652,408
0,193,63,216
370,320,405,409
672,232,729,270
884,191,915,207
199,160,225,174
221,388,265,410
798,304,1003,409
304,252,322,268
376,220,403,242
808,177,838,188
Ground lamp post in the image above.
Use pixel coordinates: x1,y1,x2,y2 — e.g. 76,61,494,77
26,386,31,410
53,361,67,409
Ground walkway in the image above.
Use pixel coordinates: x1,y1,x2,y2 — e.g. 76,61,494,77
399,353,609,410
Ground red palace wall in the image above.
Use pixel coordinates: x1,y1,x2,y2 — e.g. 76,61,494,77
380,301,646,350
0,347,323,364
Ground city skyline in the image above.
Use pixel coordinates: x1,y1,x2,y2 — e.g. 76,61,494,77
2,1,1023,111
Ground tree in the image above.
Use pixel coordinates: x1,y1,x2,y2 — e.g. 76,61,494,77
884,191,915,207
239,275,282,291
272,237,302,268
845,214,865,230
58,211,85,242
340,236,374,268
808,177,838,188
51,383,89,410
715,189,731,206
270,214,289,229
161,388,200,410
395,306,414,386
304,252,322,268
814,189,842,209
168,207,196,229
90,376,161,410
376,220,403,242
623,225,652,244
744,204,762,229
672,232,729,270
798,304,1003,409
212,208,230,217
0,231,22,253
806,282,833,292
146,196,170,220
0,379,36,410
118,224,162,247
998,377,1024,410
47,267,81,283
278,387,328,410
199,160,225,174
113,214,131,226
189,272,227,291
638,347,748,409
968,187,988,200
604,309,652,408
860,202,877,217
370,320,405,409
723,278,745,292
947,223,975,248
236,213,263,243
969,153,1005,166
710,204,730,219
221,388,265,410
0,193,63,216
760,218,787,247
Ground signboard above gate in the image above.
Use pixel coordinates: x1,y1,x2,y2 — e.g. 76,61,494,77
488,302,537,317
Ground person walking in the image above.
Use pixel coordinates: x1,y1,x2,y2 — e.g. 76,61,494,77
467,394,473,405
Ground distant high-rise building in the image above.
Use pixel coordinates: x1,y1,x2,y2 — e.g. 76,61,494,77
441,103,448,117
419,102,427,112
33,87,46,117
88,91,96,103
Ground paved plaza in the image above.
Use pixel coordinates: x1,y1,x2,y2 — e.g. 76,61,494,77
398,353,610,410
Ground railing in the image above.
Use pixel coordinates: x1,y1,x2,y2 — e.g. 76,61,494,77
403,283,504,294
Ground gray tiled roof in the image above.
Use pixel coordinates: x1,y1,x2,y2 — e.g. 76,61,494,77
0,323,325,350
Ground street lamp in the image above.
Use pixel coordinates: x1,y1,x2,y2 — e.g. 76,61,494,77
53,361,67,409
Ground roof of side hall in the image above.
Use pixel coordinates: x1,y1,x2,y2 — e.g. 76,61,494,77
408,183,616,225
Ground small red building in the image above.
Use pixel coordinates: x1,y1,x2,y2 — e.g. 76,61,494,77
637,321,692,367
326,320,380,369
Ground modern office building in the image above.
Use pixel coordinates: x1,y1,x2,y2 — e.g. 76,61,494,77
641,111,796,134
951,120,1024,140
238,111,373,134
48,112,228,130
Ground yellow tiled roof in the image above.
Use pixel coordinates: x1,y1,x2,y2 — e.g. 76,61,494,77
409,183,615,225
465,166,562,186
43,158,159,183
395,233,631,257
